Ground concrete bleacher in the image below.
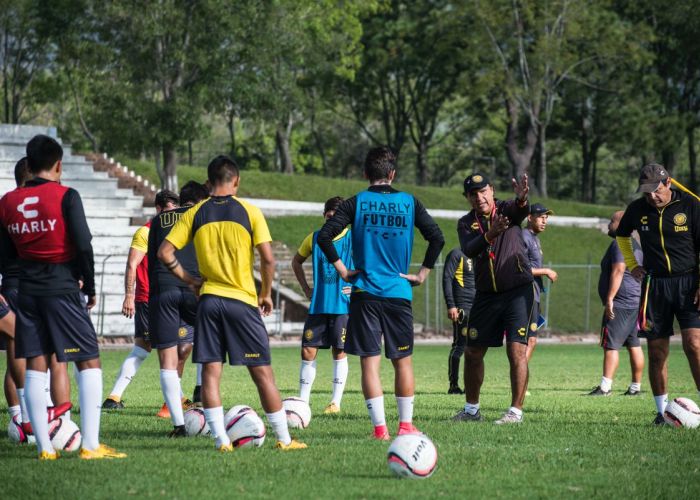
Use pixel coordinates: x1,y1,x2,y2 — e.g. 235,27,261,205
0,124,153,338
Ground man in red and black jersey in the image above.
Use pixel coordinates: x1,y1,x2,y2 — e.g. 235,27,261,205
0,135,125,460
453,173,534,425
617,163,700,424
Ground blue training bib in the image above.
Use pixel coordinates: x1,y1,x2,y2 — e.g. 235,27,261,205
310,230,353,314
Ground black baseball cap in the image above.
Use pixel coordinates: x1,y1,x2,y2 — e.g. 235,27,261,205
463,173,491,194
637,163,669,193
530,203,553,216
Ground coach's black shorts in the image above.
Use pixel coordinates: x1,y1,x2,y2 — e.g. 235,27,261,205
345,294,414,359
528,301,540,339
193,295,271,366
302,314,348,350
639,273,700,339
134,301,150,341
149,288,197,349
466,282,536,347
600,307,640,350
15,292,99,362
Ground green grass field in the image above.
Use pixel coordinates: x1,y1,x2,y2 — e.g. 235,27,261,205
1,345,698,499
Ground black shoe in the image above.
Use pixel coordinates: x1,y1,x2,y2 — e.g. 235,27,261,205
192,385,202,405
102,397,125,410
587,386,611,396
448,386,464,395
623,388,641,396
168,425,187,438
652,413,666,426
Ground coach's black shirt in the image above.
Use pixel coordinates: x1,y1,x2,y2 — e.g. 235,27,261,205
617,190,700,276
148,206,200,295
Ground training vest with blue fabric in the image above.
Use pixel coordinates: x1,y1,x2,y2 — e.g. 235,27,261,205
352,189,415,300
310,230,353,314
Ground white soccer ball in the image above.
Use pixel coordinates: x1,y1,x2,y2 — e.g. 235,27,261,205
7,415,35,444
184,408,210,436
282,397,311,429
387,434,438,479
663,397,700,429
49,416,81,452
224,405,253,427
225,409,266,448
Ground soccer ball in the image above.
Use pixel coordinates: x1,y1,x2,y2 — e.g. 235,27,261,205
184,408,210,436
663,397,700,429
387,434,438,479
224,405,253,427
49,417,81,452
225,409,266,448
7,415,35,444
282,397,311,429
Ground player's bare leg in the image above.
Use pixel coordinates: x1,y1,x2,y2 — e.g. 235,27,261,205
647,337,670,423
625,346,644,395
49,356,71,409
507,342,528,409
603,348,620,382
299,346,318,403
681,328,700,393
526,337,537,362
158,346,186,435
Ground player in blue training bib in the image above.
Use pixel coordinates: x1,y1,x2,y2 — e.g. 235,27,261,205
317,147,445,440
291,197,353,414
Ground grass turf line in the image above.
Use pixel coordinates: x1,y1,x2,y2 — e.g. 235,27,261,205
1,345,698,499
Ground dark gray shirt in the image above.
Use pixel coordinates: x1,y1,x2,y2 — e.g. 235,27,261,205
598,239,643,309
522,228,544,302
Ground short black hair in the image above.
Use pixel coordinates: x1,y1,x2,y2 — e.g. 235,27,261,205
155,189,179,209
14,157,32,187
179,181,209,206
207,155,239,185
364,146,396,182
323,196,344,215
26,135,63,174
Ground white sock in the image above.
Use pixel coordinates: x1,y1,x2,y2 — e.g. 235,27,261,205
298,360,316,403
365,396,386,427
600,376,613,392
78,368,103,451
330,358,348,406
44,368,53,407
110,346,148,399
654,394,668,414
160,369,184,426
179,378,185,399
64,410,71,420
464,402,480,415
396,396,414,423
629,382,641,392
204,406,230,447
196,363,202,386
17,387,29,423
509,406,523,417
25,370,54,453
8,405,21,420
266,408,291,445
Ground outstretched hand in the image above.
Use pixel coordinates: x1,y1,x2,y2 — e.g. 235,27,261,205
512,173,529,201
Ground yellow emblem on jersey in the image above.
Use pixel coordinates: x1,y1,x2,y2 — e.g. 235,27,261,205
641,216,648,224
530,322,537,332
178,327,187,338
518,327,526,336
461,327,468,337
472,175,483,183
470,222,480,231
304,329,314,341
674,213,687,226
468,328,478,339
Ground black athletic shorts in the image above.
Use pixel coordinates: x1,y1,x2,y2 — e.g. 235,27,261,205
149,288,197,349
466,282,536,347
302,314,348,350
527,302,540,339
639,272,700,339
345,293,414,359
193,295,271,366
0,288,18,350
15,292,99,362
600,307,640,350
450,309,469,352
0,301,9,349
134,301,150,341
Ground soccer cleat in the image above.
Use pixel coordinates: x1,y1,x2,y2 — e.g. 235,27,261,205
168,425,187,438
102,397,125,410
323,402,340,414
652,413,666,426
192,385,202,406
494,410,523,425
452,409,483,422
79,444,127,460
587,386,611,396
47,402,73,421
448,386,464,395
397,422,421,435
38,450,59,460
275,439,307,450
21,421,34,436
372,425,391,441
623,388,641,396
218,443,234,453
156,402,170,419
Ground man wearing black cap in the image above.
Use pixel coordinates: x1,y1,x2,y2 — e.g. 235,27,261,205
616,163,700,424
453,172,534,424
522,203,558,361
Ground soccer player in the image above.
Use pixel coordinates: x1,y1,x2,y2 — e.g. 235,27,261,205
521,203,558,361
0,135,125,459
442,248,475,395
158,155,306,451
291,196,352,413
616,164,700,424
148,182,208,436
453,172,533,424
317,146,445,440
589,211,645,396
